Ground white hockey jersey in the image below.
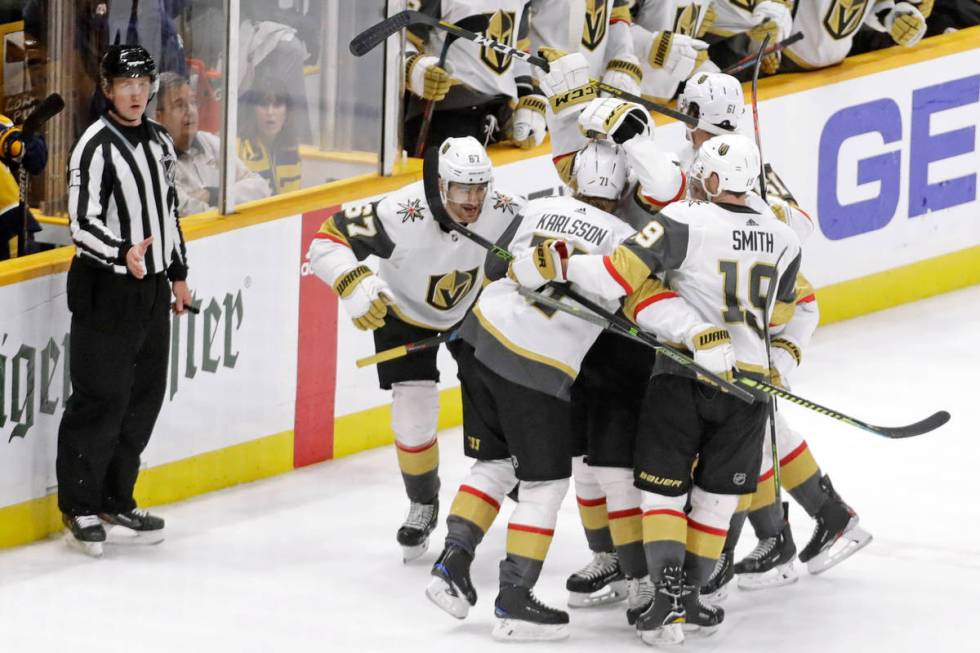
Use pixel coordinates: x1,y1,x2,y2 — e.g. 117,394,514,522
528,0,635,78
460,194,636,399
308,179,525,330
567,198,801,376
783,0,881,69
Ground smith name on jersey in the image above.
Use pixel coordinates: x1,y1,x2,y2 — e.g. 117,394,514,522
309,180,524,331
460,194,636,400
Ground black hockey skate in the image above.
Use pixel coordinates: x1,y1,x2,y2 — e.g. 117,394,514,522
635,565,686,646
493,584,569,642
734,513,798,591
799,476,872,574
63,514,106,558
426,545,477,619
700,548,734,604
397,498,438,562
566,551,628,608
681,571,724,636
100,508,165,545
626,576,655,626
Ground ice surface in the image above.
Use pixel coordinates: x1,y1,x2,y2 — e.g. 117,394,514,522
2,286,978,652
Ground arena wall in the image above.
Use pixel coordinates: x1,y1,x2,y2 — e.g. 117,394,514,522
1,29,977,546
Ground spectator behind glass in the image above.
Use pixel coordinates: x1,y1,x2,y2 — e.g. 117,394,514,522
154,71,270,216
238,75,302,195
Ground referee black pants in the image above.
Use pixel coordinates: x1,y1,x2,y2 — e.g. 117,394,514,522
57,260,171,516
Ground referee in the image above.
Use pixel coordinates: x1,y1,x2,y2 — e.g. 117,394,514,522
56,44,193,556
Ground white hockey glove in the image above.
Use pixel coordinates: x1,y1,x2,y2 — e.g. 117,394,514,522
601,54,643,98
687,325,736,382
333,265,394,331
578,97,651,144
537,49,596,119
880,2,928,47
645,31,709,82
405,54,453,101
507,239,569,289
510,94,548,149
748,1,793,74
770,337,801,389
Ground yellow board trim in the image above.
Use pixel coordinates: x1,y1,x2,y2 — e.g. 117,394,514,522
0,430,293,548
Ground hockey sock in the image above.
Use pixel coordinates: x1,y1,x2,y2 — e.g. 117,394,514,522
641,492,689,583
747,467,783,539
594,465,646,578
500,479,568,588
396,438,440,503
684,488,737,586
446,459,514,555
780,441,826,516
573,457,615,554
721,494,753,552
392,381,441,503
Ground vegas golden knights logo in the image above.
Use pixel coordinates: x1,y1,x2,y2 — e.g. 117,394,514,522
823,0,871,40
581,0,608,51
718,142,730,156
426,268,479,310
674,3,702,36
481,11,516,75
728,0,756,11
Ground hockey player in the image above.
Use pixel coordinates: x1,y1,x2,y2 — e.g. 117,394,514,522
403,0,546,152
308,136,523,562
780,0,933,71
707,1,794,74
425,140,636,641
556,133,801,645
528,0,644,96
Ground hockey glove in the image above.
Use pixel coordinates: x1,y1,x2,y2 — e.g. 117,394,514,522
645,31,709,82
748,1,793,74
0,125,24,161
579,97,651,144
334,265,393,331
883,2,928,47
537,50,596,120
770,337,801,389
406,54,453,101
508,239,569,289
510,94,548,149
687,325,736,381
601,54,643,98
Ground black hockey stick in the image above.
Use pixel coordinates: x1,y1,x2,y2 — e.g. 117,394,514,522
721,32,804,76
421,147,755,403
16,93,65,257
356,329,460,368
351,10,698,128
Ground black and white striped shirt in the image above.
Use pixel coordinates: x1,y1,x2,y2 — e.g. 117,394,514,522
67,113,188,280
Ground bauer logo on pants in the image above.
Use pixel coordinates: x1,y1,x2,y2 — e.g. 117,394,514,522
425,268,479,311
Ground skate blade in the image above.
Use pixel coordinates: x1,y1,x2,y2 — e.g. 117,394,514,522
701,584,729,605
638,622,684,647
104,524,165,546
682,622,721,638
807,524,872,575
568,579,628,608
65,533,103,558
737,561,798,591
491,618,569,642
425,576,470,620
401,536,430,563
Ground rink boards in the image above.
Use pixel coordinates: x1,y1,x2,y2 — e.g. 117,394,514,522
1,28,978,546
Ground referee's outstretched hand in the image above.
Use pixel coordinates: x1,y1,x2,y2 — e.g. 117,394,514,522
127,236,153,279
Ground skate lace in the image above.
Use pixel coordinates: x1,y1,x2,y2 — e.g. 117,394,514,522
707,551,728,581
631,578,656,604
76,515,101,529
404,502,436,530
746,536,778,560
574,551,618,581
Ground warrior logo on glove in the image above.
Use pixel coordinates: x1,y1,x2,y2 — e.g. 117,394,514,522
824,0,872,39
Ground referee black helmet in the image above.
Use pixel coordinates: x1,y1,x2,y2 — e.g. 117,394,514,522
100,44,159,98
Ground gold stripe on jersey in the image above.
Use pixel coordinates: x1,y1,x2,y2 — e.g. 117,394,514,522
606,245,654,295
507,524,554,561
610,2,632,24
388,303,444,332
582,0,609,51
316,216,351,247
642,509,687,544
577,496,609,531
795,273,816,304
396,438,439,476
770,299,797,327
473,305,578,379
623,277,676,322
608,509,643,545
772,337,802,366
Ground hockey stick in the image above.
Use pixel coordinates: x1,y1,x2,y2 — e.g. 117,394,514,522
356,330,460,368
720,32,804,76
421,147,755,403
16,93,65,257
350,10,698,128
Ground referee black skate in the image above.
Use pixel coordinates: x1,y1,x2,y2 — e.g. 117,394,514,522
56,44,194,557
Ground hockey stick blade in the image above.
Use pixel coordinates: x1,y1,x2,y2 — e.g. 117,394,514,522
22,93,65,137
349,10,416,56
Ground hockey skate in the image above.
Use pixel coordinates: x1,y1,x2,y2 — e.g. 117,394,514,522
63,514,106,558
635,566,686,647
626,576,655,626
734,519,798,591
700,549,733,604
799,476,872,574
566,551,628,607
397,498,438,562
681,571,723,637
492,584,569,642
100,508,166,546
426,545,477,619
